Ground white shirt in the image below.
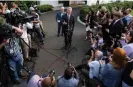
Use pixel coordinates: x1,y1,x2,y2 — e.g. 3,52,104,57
119,39,127,47
98,38,103,46
88,60,105,79
21,22,33,39
113,19,120,25
27,75,41,87
67,14,70,19
123,43,133,59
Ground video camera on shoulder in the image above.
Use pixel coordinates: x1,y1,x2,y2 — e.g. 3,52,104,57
11,9,38,25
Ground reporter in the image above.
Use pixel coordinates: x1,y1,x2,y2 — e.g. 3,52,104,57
0,16,24,84
123,30,133,59
88,49,104,79
20,22,32,60
57,67,79,87
27,73,55,87
101,47,127,87
30,7,45,44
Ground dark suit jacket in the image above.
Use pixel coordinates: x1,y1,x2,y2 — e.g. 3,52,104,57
122,17,127,27
62,13,75,31
56,11,65,23
109,19,124,35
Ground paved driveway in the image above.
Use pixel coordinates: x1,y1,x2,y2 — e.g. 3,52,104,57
16,7,90,87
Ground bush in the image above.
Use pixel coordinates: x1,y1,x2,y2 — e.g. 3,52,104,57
80,1,133,22
37,4,53,12
14,1,28,11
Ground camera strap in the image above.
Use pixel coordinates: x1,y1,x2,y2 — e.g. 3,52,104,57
57,76,64,83
20,38,31,49
37,79,41,87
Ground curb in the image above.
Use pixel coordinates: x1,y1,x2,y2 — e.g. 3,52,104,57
77,16,85,26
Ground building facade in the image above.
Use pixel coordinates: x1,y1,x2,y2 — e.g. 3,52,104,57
39,0,132,7
40,0,86,7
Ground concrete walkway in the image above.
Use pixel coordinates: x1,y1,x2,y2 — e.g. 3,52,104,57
16,7,90,87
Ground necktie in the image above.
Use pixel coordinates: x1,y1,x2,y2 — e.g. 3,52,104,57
68,15,70,20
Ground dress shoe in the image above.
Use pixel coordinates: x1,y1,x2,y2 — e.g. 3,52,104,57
24,58,31,62
19,75,27,79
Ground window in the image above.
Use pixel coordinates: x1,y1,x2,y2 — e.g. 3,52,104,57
58,0,63,4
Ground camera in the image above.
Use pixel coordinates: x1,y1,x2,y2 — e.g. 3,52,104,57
49,70,55,77
11,9,37,26
0,23,15,40
68,62,72,67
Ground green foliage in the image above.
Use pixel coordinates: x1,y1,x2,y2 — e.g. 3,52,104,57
23,1,37,7
37,4,53,12
19,1,28,11
11,1,53,12
13,1,28,11
80,1,133,21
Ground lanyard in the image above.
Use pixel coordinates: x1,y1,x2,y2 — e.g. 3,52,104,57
37,80,41,87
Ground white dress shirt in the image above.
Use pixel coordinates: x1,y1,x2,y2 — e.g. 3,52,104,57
21,22,33,39
27,75,41,87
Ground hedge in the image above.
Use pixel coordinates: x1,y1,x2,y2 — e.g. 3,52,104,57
37,4,54,12
80,1,133,22
13,1,53,12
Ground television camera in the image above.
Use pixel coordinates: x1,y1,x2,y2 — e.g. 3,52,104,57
10,8,38,26
0,9,37,41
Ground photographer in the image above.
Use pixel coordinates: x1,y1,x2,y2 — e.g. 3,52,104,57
10,2,20,13
29,7,45,44
0,16,24,84
20,22,32,61
123,30,133,59
27,73,56,87
57,66,79,87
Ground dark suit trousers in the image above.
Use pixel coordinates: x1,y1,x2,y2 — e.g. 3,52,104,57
64,30,73,47
58,23,63,35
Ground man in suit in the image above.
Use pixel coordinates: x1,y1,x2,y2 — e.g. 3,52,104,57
109,12,124,38
62,7,75,49
56,7,65,37
121,11,128,33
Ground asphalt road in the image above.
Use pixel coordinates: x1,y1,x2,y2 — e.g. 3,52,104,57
16,7,90,87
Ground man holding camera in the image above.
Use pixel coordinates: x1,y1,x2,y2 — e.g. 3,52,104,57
57,65,79,87
30,7,45,44
62,7,75,49
0,16,24,84
27,73,56,87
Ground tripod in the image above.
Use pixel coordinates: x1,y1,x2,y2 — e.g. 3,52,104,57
62,29,77,59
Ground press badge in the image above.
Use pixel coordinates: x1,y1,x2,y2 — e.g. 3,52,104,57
10,49,14,54
57,20,60,22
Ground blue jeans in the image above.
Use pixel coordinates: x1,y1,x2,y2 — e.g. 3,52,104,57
8,52,23,81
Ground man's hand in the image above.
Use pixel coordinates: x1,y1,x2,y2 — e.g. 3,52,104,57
3,39,9,44
0,39,9,49
63,21,67,25
32,20,40,23
98,25,102,28
12,26,23,34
